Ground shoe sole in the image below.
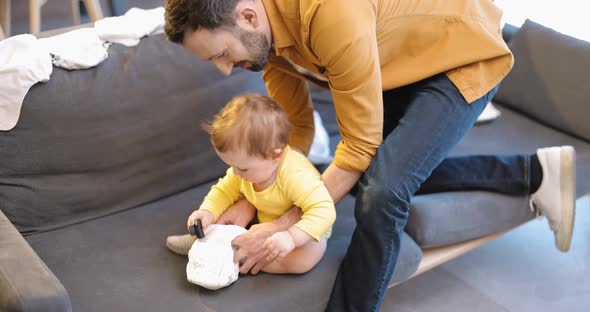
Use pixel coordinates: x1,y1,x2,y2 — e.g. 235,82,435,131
557,146,575,252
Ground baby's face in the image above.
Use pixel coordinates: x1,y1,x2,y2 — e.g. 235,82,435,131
216,149,282,185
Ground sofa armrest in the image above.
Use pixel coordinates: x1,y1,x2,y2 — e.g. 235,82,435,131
0,210,71,312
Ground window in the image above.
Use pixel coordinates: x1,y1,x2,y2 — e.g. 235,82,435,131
496,0,590,41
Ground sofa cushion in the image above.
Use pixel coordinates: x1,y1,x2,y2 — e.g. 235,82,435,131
0,34,266,234
25,183,422,312
407,104,590,247
494,19,590,142
407,191,533,248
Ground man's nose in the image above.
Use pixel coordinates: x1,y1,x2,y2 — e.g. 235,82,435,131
214,61,233,76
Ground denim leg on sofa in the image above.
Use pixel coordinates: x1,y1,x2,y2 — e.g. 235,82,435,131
417,154,530,195
326,74,526,311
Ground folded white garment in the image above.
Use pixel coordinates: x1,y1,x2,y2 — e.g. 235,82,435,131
39,28,109,70
186,224,247,290
0,34,52,131
308,110,333,165
476,101,502,124
94,7,165,47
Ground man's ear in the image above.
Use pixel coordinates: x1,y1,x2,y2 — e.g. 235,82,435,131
235,3,259,30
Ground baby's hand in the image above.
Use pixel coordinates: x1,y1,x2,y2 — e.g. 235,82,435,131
186,210,214,231
262,231,295,262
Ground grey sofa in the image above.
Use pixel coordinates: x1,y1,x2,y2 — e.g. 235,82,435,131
1,19,589,312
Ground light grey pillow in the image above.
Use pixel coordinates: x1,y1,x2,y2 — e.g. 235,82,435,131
494,19,590,142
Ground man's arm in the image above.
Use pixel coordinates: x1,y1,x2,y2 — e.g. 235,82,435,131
232,205,302,274
262,55,315,155
272,204,304,231
310,0,383,174
322,163,362,204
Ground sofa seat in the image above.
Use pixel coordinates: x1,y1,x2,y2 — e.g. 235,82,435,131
25,182,422,312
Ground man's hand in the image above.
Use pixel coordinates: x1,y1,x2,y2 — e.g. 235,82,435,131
231,205,303,274
262,231,296,262
232,222,279,275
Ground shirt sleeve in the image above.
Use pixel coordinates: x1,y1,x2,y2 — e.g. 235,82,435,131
309,0,383,172
263,55,315,155
199,168,242,221
282,166,336,242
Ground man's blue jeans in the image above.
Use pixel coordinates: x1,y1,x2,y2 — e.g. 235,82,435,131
326,74,530,311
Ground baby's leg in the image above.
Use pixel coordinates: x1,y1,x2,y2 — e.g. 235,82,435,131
216,198,257,228
262,239,327,274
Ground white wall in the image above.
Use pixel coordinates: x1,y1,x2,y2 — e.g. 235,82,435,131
495,0,590,41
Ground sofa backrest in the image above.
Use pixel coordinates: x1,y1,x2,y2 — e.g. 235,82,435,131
0,34,267,234
494,19,590,142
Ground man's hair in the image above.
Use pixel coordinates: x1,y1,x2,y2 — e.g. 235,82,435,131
206,94,292,159
164,0,239,43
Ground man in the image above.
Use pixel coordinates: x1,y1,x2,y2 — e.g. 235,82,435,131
164,0,576,310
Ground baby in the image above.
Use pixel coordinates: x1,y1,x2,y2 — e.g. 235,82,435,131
167,93,336,275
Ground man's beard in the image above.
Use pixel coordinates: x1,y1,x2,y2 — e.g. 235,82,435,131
238,28,271,72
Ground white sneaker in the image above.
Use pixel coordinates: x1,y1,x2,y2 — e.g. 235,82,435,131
475,101,502,124
529,146,576,252
166,234,195,256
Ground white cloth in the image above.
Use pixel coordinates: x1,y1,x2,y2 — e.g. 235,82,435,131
39,28,109,70
476,101,502,124
94,7,165,47
308,110,333,165
186,224,247,290
0,34,52,131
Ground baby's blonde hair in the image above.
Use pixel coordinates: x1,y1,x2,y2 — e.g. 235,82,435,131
206,94,291,158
